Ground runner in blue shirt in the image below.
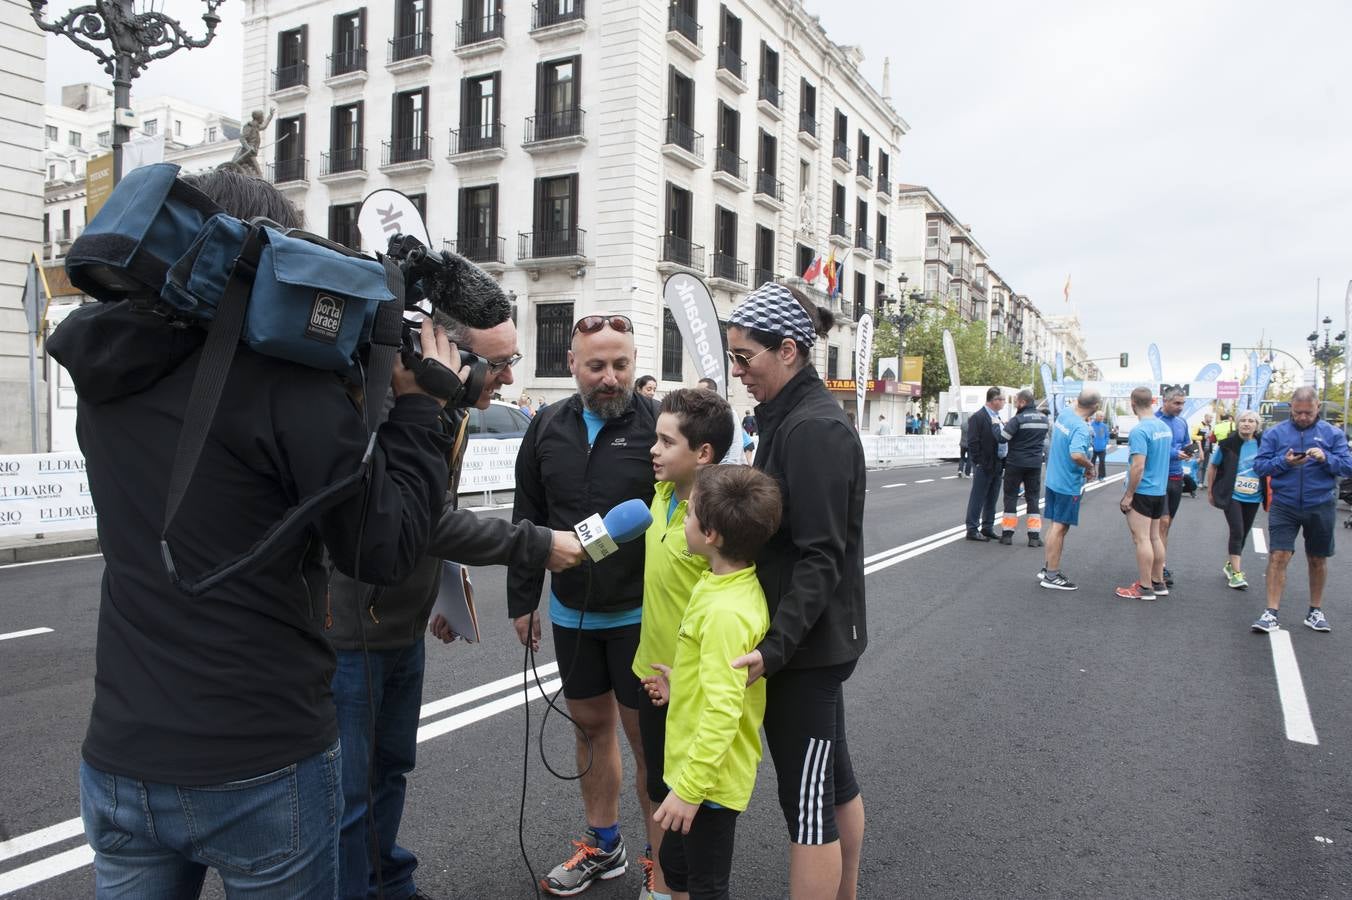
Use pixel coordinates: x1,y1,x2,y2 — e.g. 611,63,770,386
1155,387,1195,587
1116,387,1174,600
1090,412,1112,481
1040,390,1100,591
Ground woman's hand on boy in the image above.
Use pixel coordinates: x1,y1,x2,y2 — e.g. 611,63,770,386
653,791,699,834
731,650,765,685
641,664,671,707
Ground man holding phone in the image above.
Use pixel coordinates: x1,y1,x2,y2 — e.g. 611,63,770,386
1156,387,1192,586
1250,387,1352,633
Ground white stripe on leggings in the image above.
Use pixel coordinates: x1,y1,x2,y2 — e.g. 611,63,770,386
795,738,833,844
796,738,821,844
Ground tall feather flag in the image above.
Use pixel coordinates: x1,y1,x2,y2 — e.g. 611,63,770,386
824,247,838,298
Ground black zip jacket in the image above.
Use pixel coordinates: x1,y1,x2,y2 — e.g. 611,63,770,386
752,366,868,675
49,301,451,785
1209,432,1269,511
326,408,556,651
997,405,1050,468
508,392,659,619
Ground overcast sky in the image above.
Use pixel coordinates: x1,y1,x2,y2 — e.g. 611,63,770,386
46,0,1352,387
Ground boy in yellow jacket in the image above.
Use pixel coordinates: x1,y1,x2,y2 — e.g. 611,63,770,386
647,465,782,899
632,388,734,899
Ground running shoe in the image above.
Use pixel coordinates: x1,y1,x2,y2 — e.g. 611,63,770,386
1036,566,1046,581
1040,571,1078,591
1162,567,1174,587
1223,560,1236,580
1227,570,1248,590
541,830,627,896
1304,609,1331,632
1151,581,1169,597
1251,610,1279,633
1115,581,1155,600
637,845,655,900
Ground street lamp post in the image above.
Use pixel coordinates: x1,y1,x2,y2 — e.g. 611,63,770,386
29,0,225,183
1307,315,1346,403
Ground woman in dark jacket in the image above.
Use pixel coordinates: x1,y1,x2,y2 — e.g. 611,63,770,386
1207,409,1268,589
724,283,867,899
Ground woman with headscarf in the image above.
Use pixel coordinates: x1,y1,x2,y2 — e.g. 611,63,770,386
724,283,868,899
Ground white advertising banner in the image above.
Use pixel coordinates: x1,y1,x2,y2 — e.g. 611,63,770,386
456,439,522,494
0,453,97,538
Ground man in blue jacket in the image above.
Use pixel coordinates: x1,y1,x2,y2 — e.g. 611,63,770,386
1156,387,1195,586
1250,387,1352,633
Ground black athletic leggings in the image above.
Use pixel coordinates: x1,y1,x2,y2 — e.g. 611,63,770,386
1224,500,1260,557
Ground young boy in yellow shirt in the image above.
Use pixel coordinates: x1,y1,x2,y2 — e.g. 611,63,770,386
632,388,735,899
648,465,782,900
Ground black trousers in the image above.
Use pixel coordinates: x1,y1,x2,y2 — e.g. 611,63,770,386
1225,500,1260,557
1092,450,1107,480
659,805,740,899
965,462,1003,533
1002,464,1043,524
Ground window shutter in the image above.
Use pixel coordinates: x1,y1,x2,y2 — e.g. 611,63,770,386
299,24,308,64
535,62,547,117
489,184,499,238
459,77,471,131
358,7,367,47
568,174,579,231
355,100,364,148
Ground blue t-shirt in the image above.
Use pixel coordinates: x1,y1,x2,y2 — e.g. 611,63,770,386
1129,417,1173,497
1156,411,1189,477
551,408,645,630
1212,439,1262,503
1090,421,1111,452
1046,407,1093,497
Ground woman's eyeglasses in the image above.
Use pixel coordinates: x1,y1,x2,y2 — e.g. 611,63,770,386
572,315,634,337
726,346,774,369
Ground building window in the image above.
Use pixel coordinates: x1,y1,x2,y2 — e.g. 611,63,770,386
393,0,431,60
535,302,574,377
390,87,429,162
662,309,683,381
854,272,866,316
457,184,499,262
47,164,55,180
718,5,743,75
329,102,363,171
332,9,367,74
758,41,779,106
799,79,817,135
62,208,71,237
175,120,182,137
68,131,82,147
531,174,580,256
273,114,305,181
926,219,939,248
42,213,49,244
461,0,503,44
460,72,502,149
329,202,361,249
754,225,774,287
832,110,847,159
667,66,696,151
716,101,740,176
828,345,839,379
856,130,870,174
276,26,308,90
878,149,890,187
534,56,581,139
205,127,216,142
713,205,739,282
663,182,696,266
407,193,427,220
144,119,157,135
876,212,887,252
45,125,58,142
796,243,814,278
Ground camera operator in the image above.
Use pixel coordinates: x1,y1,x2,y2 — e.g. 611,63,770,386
328,310,586,900
49,169,459,898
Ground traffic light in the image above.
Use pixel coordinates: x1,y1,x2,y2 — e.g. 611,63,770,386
1220,342,1231,361
1119,353,1129,368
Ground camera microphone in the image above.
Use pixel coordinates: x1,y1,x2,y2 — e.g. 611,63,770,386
573,499,653,563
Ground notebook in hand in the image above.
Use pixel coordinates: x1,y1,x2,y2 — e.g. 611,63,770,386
431,560,479,643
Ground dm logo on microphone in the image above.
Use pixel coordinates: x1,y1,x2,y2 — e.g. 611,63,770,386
306,293,345,344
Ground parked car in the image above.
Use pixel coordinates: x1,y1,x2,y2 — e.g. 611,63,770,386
465,400,531,440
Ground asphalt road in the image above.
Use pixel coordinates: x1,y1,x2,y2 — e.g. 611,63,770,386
1,462,1350,899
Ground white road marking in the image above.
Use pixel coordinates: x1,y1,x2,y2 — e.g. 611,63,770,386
882,483,904,489
915,478,934,484
418,678,562,743
0,553,102,572
419,663,559,719
0,818,84,864
0,628,53,642
1268,630,1318,745
942,475,959,480
0,845,95,896
1253,527,1268,555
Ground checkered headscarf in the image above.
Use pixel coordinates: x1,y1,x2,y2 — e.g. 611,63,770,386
728,283,817,349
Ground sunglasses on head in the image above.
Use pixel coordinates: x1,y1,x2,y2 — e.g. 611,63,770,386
572,315,634,337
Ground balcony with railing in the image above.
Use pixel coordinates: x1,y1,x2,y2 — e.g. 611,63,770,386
876,175,892,200
450,235,506,267
716,46,746,90
853,227,873,258
523,107,586,151
831,139,850,171
326,49,367,84
267,157,308,185
448,123,507,163
658,235,705,274
661,117,703,168
272,63,308,94
712,147,747,190
798,111,819,147
829,215,851,247
387,31,432,68
532,0,585,35
752,267,775,289
380,135,433,171
757,79,782,119
319,147,366,182
855,158,873,188
456,13,505,55
517,228,587,270
753,171,784,210
666,5,702,57
709,252,748,288
875,242,893,265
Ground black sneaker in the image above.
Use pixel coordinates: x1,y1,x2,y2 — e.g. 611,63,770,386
1028,534,1042,548
1152,581,1169,597
1162,567,1174,587
541,830,627,896
999,531,1014,545
1040,571,1078,591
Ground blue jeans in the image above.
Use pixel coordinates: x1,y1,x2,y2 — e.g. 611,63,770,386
80,742,342,898
333,642,426,900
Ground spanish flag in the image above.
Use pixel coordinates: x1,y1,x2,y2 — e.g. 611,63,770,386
825,247,838,298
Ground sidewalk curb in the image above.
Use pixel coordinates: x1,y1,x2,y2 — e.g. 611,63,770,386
0,535,101,565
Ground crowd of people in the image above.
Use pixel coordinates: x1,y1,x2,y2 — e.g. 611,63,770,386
959,381,1352,632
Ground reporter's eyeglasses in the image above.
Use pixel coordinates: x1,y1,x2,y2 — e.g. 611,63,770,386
485,353,523,375
572,315,634,337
